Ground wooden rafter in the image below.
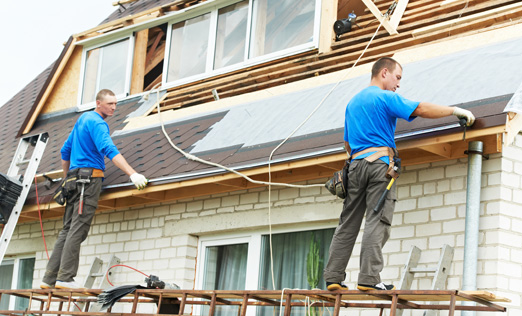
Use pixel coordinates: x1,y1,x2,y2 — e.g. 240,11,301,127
361,0,409,35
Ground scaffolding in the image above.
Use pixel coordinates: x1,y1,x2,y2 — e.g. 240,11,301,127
0,288,509,316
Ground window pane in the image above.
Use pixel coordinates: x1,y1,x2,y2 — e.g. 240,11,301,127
214,1,248,69
250,0,315,58
257,229,334,316
202,243,248,316
81,39,129,104
81,48,100,104
0,261,14,310
167,14,211,82
99,39,129,97
15,258,35,310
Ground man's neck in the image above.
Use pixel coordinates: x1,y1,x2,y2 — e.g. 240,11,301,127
94,109,107,120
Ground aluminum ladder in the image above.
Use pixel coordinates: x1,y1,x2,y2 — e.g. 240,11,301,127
397,244,454,316
0,133,49,264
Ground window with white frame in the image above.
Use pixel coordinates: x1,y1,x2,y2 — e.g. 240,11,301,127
80,37,133,106
165,0,319,86
197,228,334,316
0,256,36,311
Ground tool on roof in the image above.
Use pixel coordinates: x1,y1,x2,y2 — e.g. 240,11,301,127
459,117,468,140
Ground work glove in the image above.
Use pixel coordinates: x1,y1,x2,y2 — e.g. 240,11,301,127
130,173,148,190
452,107,475,126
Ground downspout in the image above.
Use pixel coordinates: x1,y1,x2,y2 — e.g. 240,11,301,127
462,141,483,316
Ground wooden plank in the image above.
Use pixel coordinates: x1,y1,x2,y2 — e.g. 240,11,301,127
23,38,77,134
155,1,518,112
130,29,149,95
145,42,166,74
361,0,399,35
112,0,139,6
412,1,522,37
419,143,452,158
389,0,410,30
318,0,337,53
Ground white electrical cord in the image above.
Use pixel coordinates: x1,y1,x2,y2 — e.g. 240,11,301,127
267,18,385,291
151,6,387,293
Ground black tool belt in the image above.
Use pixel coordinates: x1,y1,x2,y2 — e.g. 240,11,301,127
325,159,350,199
53,168,100,205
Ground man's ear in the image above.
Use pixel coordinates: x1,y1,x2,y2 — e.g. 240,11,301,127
381,68,388,79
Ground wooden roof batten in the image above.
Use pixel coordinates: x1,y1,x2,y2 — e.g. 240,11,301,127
151,0,522,114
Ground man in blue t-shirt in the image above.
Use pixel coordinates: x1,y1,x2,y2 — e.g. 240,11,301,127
324,57,475,291
41,89,148,290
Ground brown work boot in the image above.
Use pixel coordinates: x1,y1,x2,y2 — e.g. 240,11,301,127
326,282,349,291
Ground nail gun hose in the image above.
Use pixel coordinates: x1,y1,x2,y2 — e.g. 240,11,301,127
373,178,395,212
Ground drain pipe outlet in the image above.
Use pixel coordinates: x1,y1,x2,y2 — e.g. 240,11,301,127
462,141,483,316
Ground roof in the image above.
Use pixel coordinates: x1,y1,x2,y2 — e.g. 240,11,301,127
19,34,520,206
1,0,522,221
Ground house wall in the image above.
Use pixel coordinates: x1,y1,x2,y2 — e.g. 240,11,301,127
6,139,522,315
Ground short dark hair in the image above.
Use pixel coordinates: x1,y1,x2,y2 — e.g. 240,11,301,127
96,89,116,102
371,57,402,78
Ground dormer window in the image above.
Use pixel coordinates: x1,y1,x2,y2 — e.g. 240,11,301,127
164,0,319,87
79,37,134,107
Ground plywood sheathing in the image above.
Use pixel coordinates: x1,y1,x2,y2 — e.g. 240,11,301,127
41,46,83,114
150,0,522,114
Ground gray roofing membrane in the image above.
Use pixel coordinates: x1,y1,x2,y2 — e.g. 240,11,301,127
189,35,522,154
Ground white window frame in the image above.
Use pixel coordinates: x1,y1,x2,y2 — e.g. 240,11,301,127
77,33,135,111
195,223,334,316
162,0,321,90
0,255,36,311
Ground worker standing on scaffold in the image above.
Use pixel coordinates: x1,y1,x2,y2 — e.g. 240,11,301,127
324,57,475,291
40,89,149,290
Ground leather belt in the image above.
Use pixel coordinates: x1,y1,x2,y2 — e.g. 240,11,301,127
92,168,104,178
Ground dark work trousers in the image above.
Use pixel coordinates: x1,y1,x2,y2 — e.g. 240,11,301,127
43,177,102,284
324,159,396,286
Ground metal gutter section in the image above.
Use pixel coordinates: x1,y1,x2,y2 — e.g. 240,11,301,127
462,141,484,316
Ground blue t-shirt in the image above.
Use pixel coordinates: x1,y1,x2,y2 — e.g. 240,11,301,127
61,111,120,171
344,86,419,163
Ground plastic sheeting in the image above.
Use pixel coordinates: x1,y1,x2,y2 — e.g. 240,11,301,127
187,35,522,154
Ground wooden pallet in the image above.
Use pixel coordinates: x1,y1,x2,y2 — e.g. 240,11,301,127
0,288,509,316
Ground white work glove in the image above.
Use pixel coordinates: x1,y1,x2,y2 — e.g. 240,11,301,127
452,107,475,126
130,173,148,190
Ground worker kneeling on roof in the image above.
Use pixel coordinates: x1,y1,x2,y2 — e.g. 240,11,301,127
324,57,474,292
40,89,148,290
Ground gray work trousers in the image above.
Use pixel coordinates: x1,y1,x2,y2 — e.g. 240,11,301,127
324,159,396,285
43,177,102,284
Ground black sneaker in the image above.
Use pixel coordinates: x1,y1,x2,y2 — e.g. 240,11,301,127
326,281,349,291
357,282,395,291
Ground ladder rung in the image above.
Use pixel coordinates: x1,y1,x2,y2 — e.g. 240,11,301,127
90,273,105,277
16,159,31,166
410,267,437,273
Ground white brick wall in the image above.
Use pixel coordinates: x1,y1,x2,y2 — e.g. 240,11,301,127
6,137,522,315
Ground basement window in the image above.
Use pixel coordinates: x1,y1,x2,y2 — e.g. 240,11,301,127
163,0,320,87
79,37,134,108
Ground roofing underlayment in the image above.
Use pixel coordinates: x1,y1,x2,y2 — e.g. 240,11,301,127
15,34,521,204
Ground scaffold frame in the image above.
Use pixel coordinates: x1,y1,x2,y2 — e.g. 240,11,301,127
0,288,509,316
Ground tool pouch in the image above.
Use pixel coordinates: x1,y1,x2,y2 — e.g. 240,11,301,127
77,168,93,183
53,175,78,205
386,156,401,180
325,160,350,199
